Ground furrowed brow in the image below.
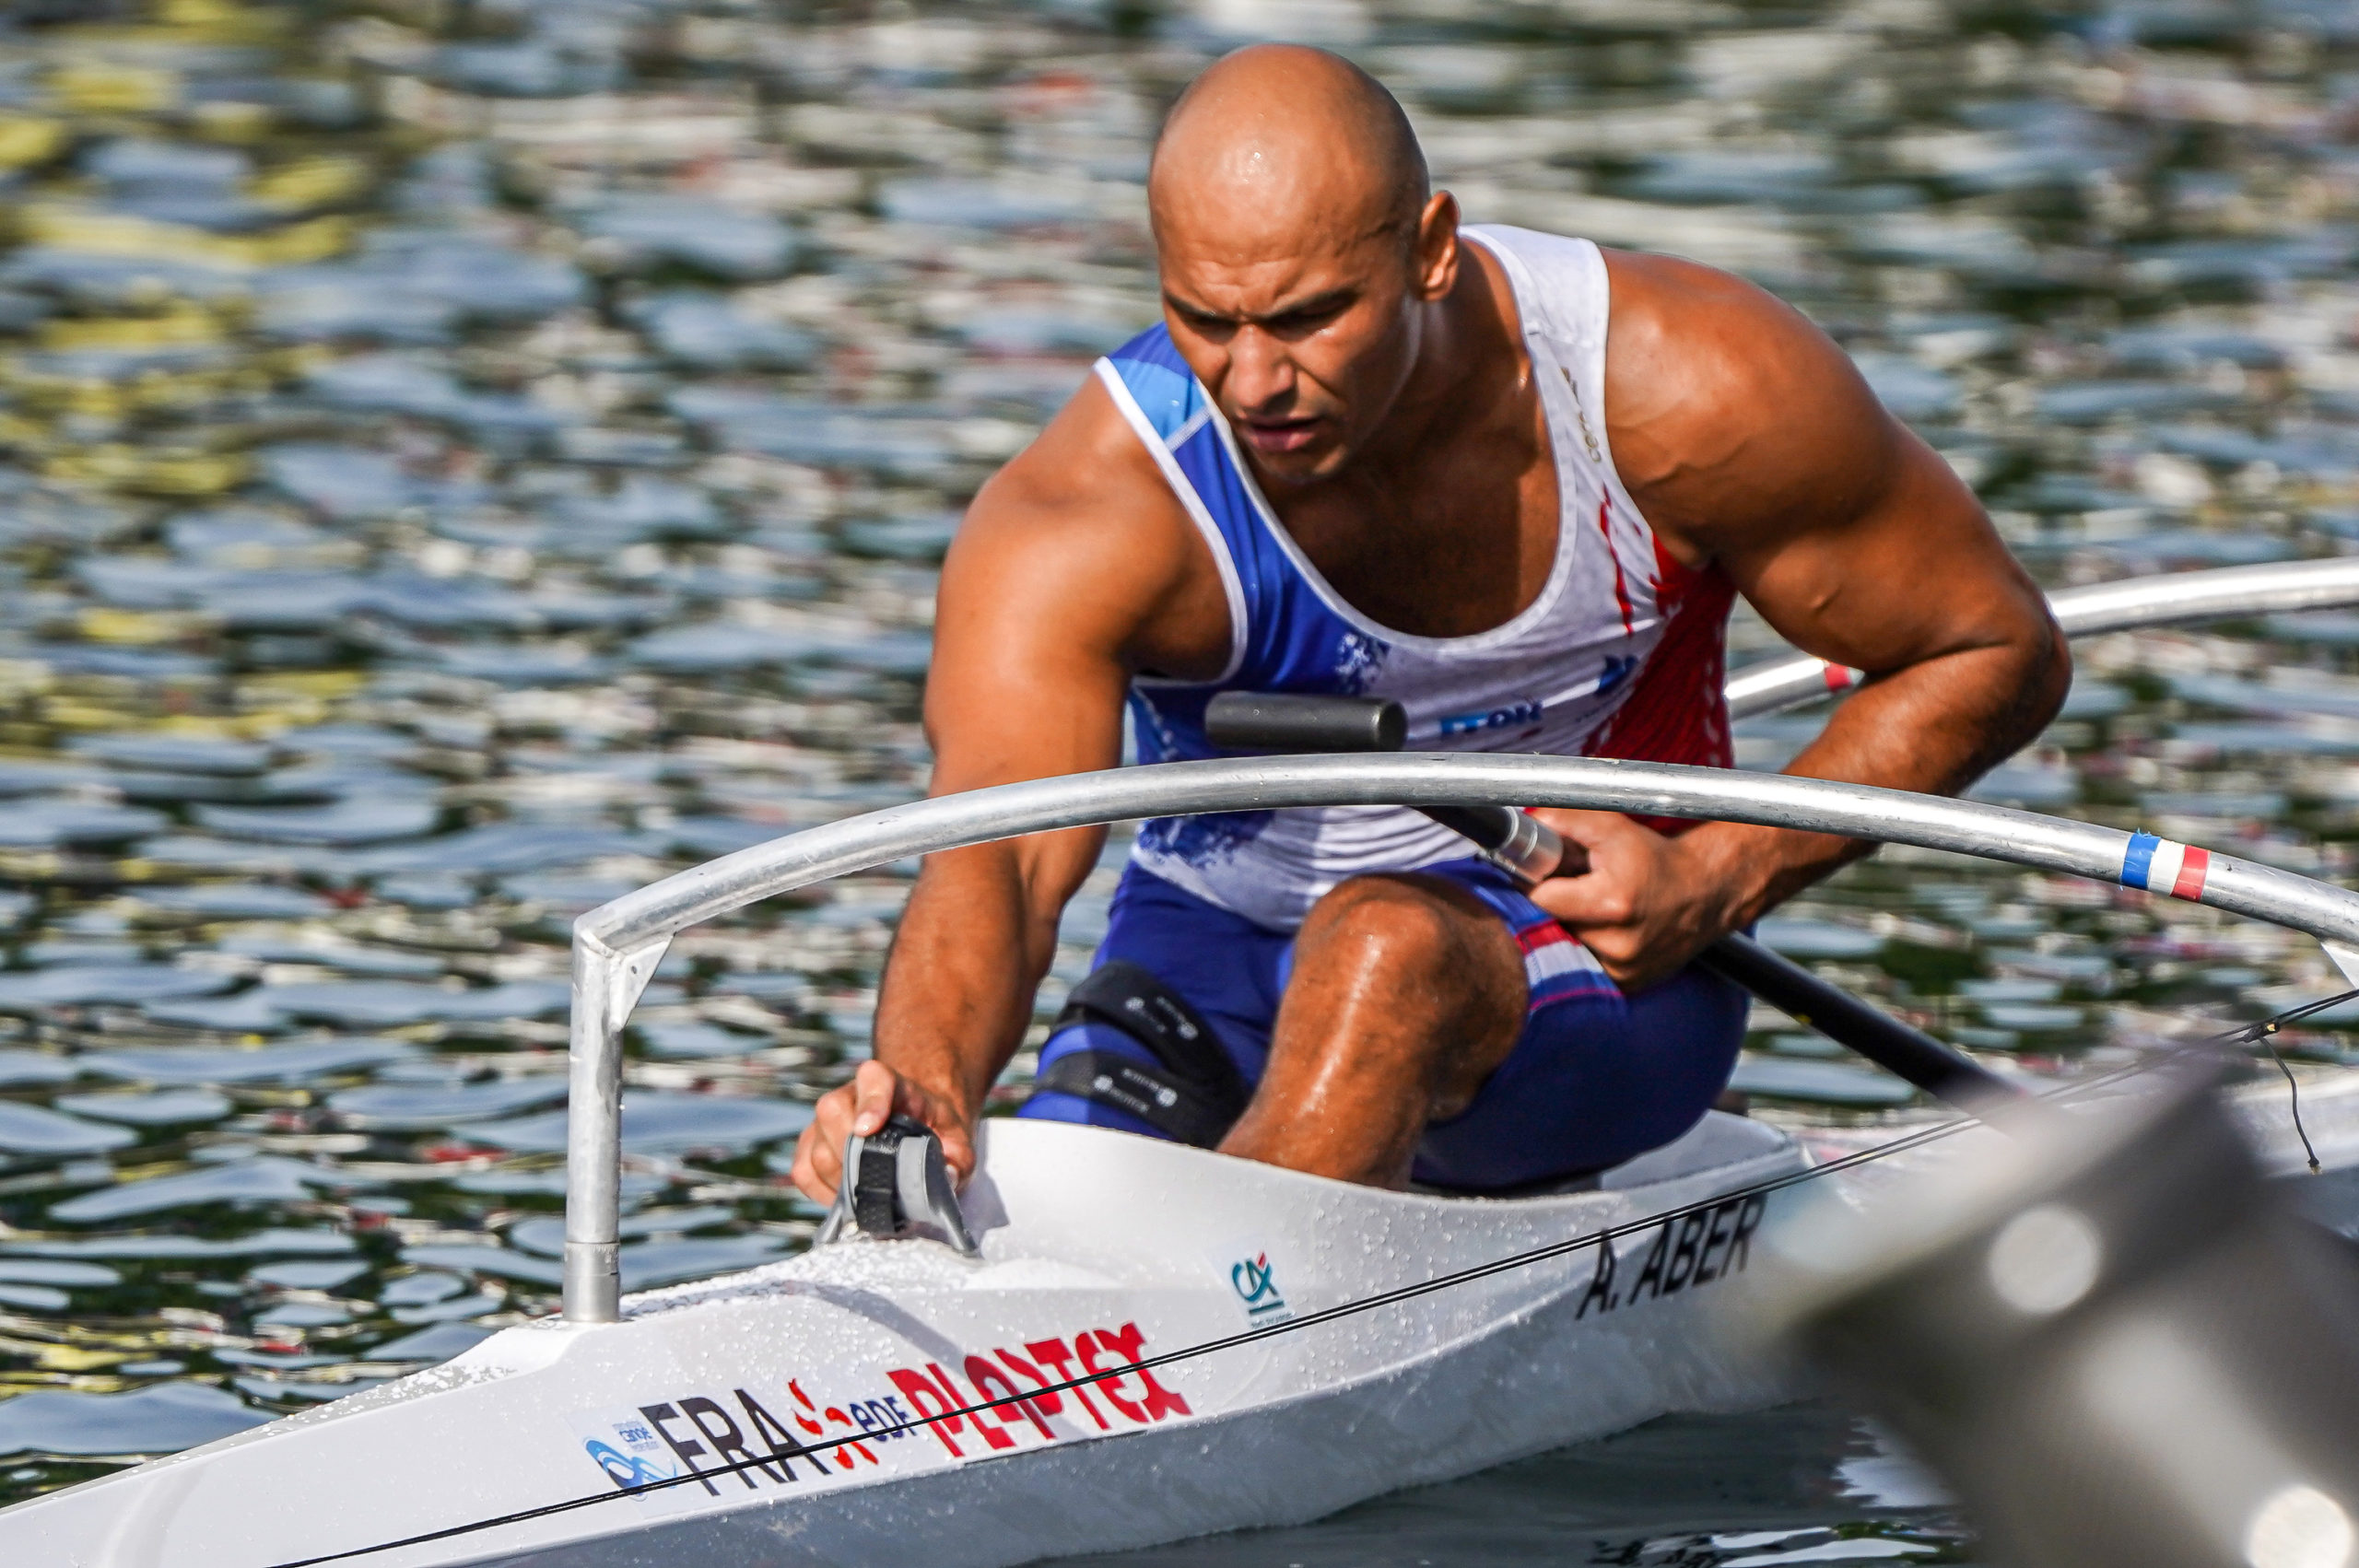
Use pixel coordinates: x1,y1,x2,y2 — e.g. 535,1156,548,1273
1163,287,1356,329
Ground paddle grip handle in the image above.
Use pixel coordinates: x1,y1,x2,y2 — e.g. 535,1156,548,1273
1203,693,1570,886
1203,691,1406,753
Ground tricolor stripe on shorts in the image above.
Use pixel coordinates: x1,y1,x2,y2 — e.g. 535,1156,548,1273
1514,919,1615,1010
2121,831,2212,900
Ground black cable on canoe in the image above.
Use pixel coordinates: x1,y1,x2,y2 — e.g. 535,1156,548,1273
2216,985,2358,1174
262,997,2352,1568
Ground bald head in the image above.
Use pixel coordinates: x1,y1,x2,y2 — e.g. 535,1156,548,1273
1144,48,1458,487
1148,45,1428,258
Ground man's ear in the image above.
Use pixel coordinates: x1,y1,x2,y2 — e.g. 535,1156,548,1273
1414,191,1460,301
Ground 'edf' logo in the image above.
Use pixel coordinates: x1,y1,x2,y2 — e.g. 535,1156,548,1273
1438,700,1543,737
1230,1252,1291,1325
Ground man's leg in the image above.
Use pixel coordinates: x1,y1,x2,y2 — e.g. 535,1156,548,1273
1411,965,1746,1191
1217,872,1527,1188
1397,858,1747,1191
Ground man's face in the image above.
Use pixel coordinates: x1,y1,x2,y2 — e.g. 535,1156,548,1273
1155,205,1442,488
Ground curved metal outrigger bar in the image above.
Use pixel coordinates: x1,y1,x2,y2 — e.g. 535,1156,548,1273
1729,557,2359,719
560,558,2359,1323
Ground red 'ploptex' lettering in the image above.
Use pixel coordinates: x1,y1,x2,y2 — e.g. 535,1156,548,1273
1079,1323,1191,1422
885,1367,976,1457
886,1321,1190,1458
1020,1337,1105,1429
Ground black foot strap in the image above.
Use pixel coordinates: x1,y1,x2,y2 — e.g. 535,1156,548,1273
1036,1050,1237,1147
1031,959,1249,1148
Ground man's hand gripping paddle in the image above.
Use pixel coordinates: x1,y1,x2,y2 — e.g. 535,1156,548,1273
1203,692,2025,1117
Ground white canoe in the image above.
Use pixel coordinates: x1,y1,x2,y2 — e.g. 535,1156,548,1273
0,1111,1815,1568
9,1067,2357,1568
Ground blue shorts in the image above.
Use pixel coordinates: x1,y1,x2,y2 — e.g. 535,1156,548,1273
1020,860,1746,1191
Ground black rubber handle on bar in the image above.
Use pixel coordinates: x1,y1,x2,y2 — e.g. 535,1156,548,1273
1201,690,2025,1110
1201,691,1407,753
1206,694,1513,844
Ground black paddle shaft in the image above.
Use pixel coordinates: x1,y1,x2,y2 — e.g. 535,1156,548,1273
1692,931,2022,1106
1201,691,2025,1110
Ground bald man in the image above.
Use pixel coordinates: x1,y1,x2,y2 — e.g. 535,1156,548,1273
791,45,2064,1202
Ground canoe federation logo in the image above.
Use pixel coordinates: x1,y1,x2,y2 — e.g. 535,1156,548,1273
584,1415,678,1491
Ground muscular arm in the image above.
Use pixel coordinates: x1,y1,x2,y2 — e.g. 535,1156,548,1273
790,378,1226,1200
1532,252,2069,986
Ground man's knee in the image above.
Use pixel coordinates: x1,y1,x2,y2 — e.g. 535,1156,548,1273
1298,874,1517,994
1287,874,1525,1109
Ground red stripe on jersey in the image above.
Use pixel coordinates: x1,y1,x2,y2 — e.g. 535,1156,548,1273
1650,532,1702,602
1583,558,1736,837
1597,500,1636,637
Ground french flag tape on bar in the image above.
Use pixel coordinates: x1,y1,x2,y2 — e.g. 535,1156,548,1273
2121,831,2212,899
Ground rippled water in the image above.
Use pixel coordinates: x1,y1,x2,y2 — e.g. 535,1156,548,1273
0,0,2353,1557
1062,1405,1964,1567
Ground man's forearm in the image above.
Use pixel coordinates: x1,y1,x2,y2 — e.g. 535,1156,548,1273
1690,627,2070,929
869,845,1064,1120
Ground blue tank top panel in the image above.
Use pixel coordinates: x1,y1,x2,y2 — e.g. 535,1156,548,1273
1092,328,1384,768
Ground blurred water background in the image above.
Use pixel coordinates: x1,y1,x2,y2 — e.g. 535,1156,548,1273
0,0,2354,1558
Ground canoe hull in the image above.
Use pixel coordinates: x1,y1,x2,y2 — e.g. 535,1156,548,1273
0,1115,1805,1568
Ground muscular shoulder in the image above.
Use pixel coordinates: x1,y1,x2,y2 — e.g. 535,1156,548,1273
942,372,1229,680
1598,249,1899,560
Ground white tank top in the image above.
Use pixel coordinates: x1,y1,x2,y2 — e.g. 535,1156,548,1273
1095,225,1735,932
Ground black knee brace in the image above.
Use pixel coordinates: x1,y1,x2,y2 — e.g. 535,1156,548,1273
1028,960,1250,1147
